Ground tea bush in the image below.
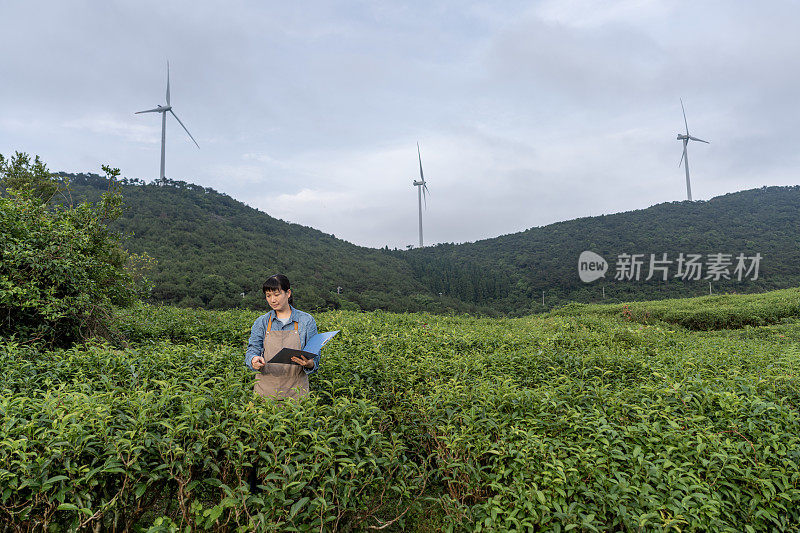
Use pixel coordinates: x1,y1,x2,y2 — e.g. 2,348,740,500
0,342,423,531
1,290,799,531
554,287,800,330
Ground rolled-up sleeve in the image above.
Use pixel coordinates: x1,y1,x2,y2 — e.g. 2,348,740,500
244,317,265,371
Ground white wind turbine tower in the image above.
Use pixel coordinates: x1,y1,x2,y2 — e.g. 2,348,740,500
676,98,709,201
135,62,199,179
412,142,430,248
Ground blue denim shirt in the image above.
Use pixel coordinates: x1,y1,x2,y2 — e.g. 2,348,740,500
244,306,319,374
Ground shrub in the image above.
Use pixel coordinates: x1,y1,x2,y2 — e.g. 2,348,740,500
0,153,138,346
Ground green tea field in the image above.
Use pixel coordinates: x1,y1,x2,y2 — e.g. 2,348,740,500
2,289,800,531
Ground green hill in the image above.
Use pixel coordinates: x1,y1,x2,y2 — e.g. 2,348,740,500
64,173,800,315
400,185,800,315
64,174,479,315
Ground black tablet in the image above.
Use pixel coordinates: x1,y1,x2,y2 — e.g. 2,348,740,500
267,347,316,365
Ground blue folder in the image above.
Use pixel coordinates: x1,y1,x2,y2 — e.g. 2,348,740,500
304,330,339,355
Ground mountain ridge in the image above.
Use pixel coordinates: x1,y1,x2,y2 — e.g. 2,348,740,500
62,172,800,315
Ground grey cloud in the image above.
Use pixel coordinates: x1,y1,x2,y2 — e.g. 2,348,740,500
2,1,799,249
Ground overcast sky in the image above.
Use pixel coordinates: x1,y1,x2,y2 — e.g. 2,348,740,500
2,1,799,248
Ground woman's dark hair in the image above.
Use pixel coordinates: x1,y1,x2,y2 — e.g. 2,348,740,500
263,274,293,305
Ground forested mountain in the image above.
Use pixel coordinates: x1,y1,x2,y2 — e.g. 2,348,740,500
64,174,479,314
64,173,800,315
400,185,800,315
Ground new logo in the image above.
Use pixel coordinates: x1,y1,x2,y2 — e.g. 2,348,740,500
578,251,608,283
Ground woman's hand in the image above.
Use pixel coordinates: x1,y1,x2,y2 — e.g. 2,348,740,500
251,356,265,370
291,354,315,369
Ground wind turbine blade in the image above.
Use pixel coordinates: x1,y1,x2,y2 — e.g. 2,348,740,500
678,145,686,167
688,136,709,144
417,142,424,181
166,61,171,106
135,107,162,114
169,109,200,148
680,98,689,135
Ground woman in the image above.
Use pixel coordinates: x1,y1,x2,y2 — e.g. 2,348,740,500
245,274,319,400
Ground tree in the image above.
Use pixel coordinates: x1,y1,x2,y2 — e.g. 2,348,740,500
0,152,62,203
0,154,138,346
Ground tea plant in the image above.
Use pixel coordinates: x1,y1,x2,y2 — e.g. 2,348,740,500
1,289,799,531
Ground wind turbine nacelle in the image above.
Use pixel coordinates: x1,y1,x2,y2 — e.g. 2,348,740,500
413,180,425,186
677,134,688,140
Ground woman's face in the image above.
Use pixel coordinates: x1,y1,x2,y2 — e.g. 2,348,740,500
265,288,291,312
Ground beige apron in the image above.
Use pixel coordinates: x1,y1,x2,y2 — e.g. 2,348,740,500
254,317,309,400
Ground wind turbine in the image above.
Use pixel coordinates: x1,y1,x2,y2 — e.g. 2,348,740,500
412,142,430,248
676,98,709,201
135,62,199,179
